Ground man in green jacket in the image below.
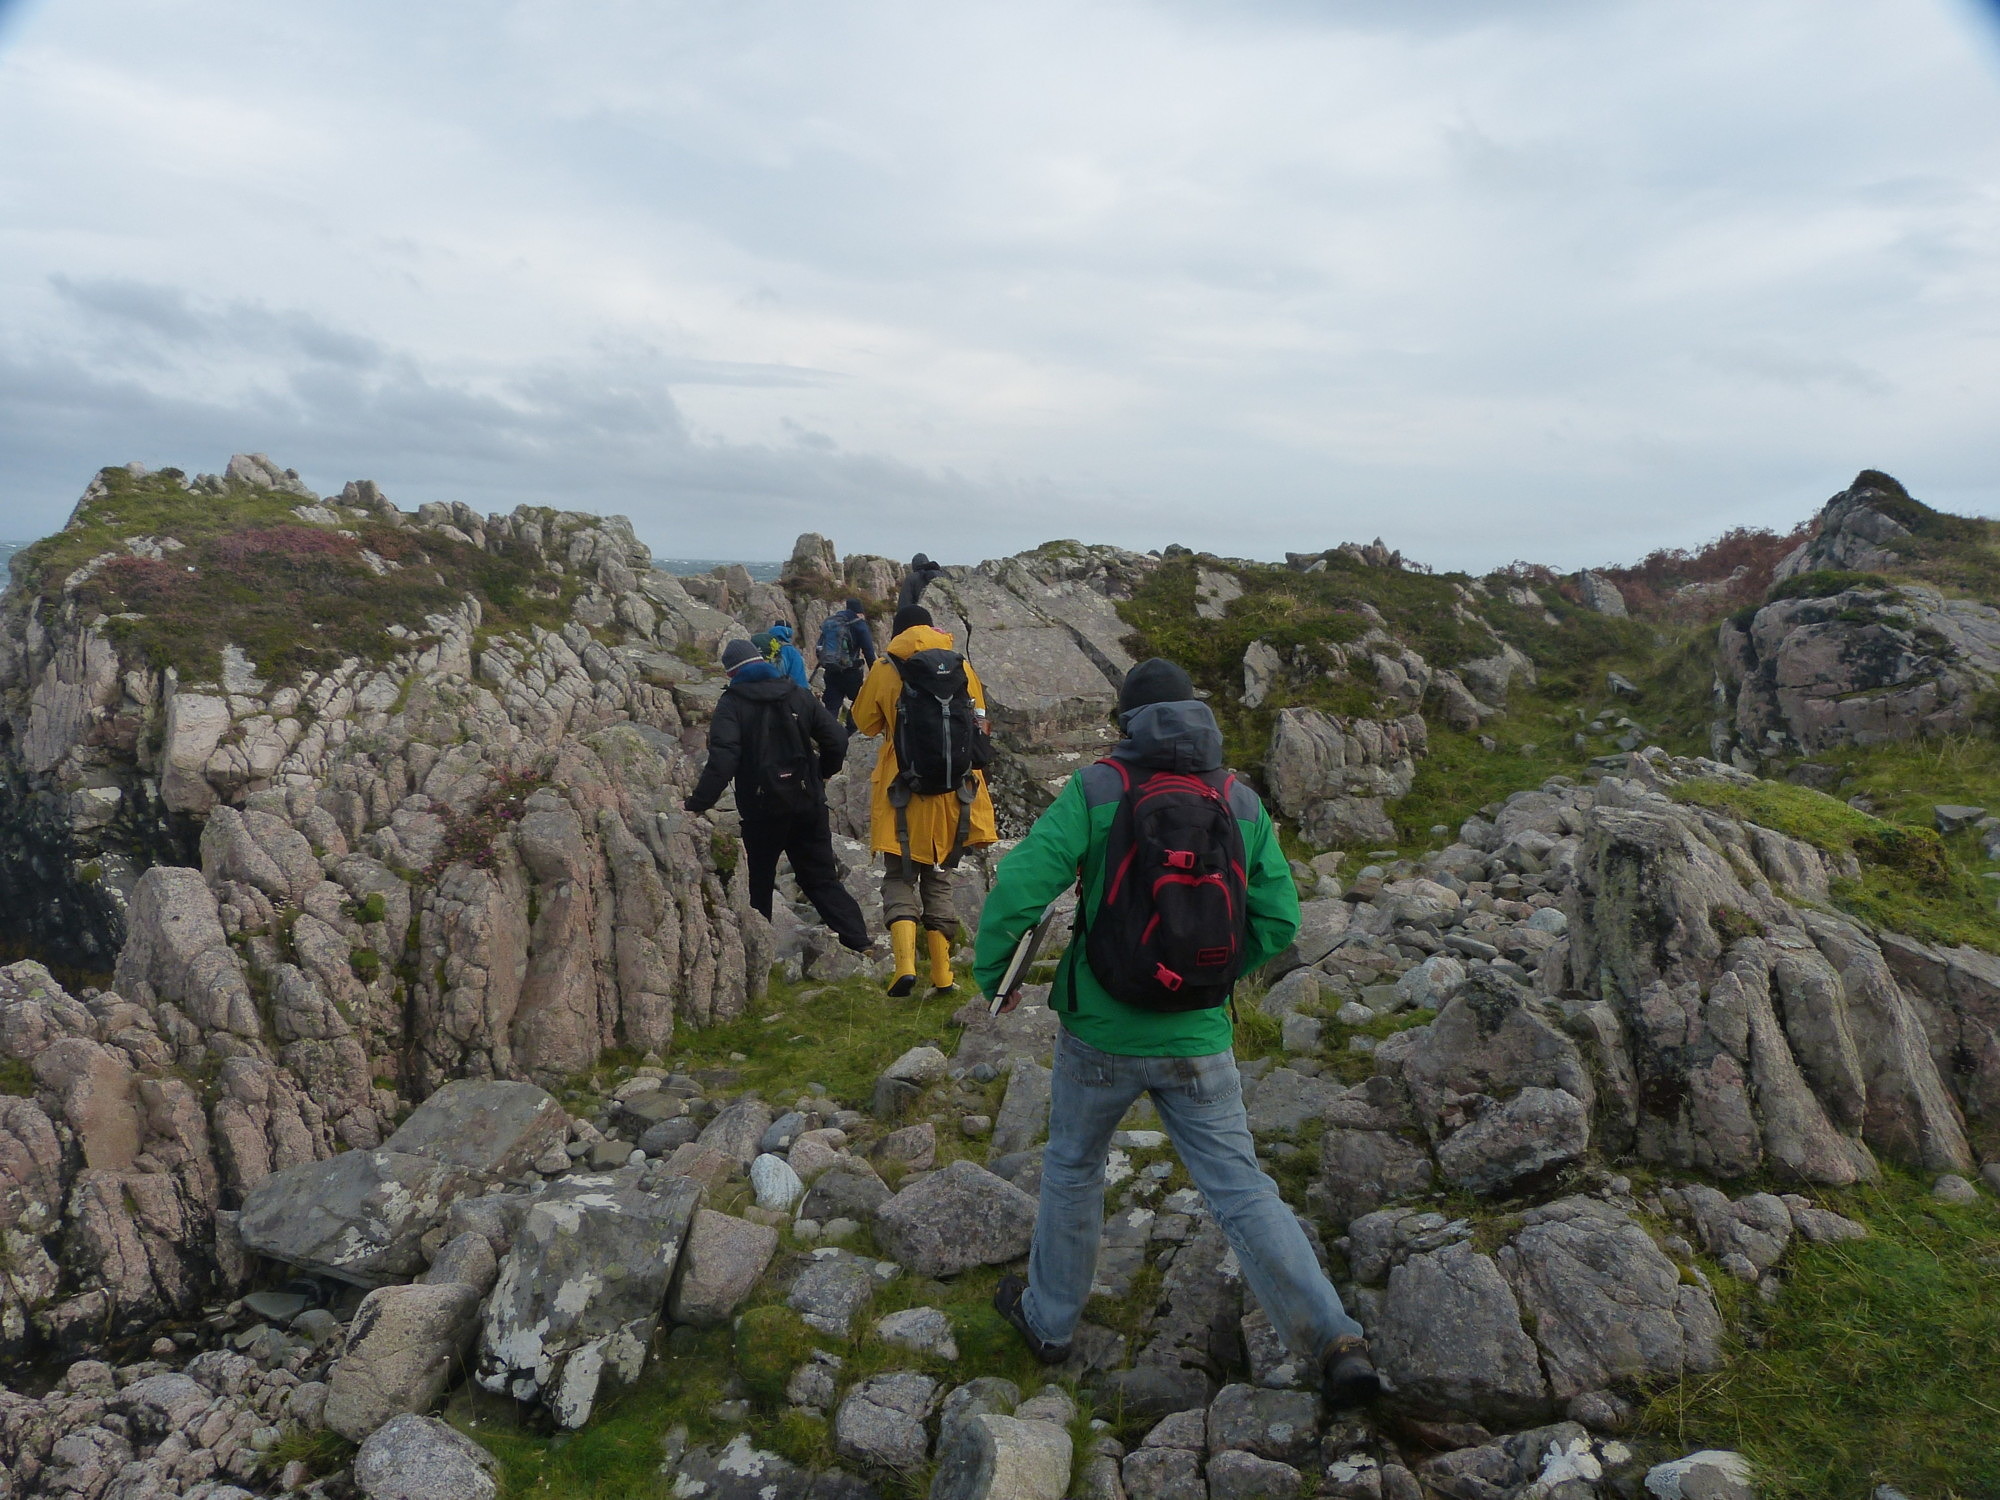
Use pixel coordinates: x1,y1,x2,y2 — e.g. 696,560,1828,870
972,658,1381,1409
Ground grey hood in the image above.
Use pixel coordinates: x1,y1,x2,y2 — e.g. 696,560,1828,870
1112,699,1223,774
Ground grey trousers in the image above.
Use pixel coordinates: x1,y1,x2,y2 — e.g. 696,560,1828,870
881,855,956,933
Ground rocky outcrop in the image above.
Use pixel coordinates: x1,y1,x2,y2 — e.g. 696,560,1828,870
1719,580,2000,761
2,458,1985,1500
1771,470,1916,582
1562,761,1973,1180
1721,472,2000,763
1264,709,1428,848
918,543,1157,828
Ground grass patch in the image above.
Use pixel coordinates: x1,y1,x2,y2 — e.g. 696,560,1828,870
667,972,972,1106
459,1254,1072,1500
1319,1006,1436,1084
1389,724,1585,848
1114,553,1489,777
0,1056,36,1096
1646,1169,2000,1499
1670,776,2000,951
1764,569,1892,604
11,466,575,682
260,1425,355,1479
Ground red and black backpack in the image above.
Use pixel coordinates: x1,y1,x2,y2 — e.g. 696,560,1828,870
1078,759,1253,1012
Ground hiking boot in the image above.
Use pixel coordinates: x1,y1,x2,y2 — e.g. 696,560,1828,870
992,1274,1070,1365
927,929,956,992
887,920,919,998
1320,1336,1383,1410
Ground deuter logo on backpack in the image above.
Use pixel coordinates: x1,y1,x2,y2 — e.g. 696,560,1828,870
817,612,858,669
890,648,990,795
1085,764,1250,1012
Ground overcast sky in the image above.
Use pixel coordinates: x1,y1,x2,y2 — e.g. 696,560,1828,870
2,0,1999,572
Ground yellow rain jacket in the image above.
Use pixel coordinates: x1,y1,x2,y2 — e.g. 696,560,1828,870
851,625,1000,864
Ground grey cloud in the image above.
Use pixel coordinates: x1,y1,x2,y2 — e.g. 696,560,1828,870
3,0,1999,570
0,330,988,558
52,276,385,369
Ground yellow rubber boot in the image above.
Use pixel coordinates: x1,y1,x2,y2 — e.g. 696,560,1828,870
887,920,919,997
928,929,955,992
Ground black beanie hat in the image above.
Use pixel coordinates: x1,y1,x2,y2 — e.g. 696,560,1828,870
1118,658,1194,714
845,597,865,613
721,638,760,672
892,604,933,636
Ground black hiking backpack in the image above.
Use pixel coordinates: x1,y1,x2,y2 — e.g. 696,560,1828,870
885,648,991,870
747,693,820,816
889,648,990,795
1082,761,1251,1012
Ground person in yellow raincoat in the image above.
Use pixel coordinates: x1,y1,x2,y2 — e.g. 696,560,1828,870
850,604,1000,995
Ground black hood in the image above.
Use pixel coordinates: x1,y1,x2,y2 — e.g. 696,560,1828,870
726,677,797,704
1111,700,1223,774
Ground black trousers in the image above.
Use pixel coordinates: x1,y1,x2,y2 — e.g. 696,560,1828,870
821,664,865,718
740,804,870,950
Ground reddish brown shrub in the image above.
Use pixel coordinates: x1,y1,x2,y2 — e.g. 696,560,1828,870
1594,523,1811,621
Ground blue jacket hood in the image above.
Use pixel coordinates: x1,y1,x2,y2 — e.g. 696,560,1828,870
728,660,785,684
1111,699,1223,774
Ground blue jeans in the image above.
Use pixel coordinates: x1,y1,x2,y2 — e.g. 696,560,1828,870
1022,1029,1364,1364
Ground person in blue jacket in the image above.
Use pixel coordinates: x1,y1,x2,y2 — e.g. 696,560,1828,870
751,621,811,690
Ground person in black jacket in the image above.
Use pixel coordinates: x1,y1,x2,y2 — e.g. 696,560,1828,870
684,638,871,951
897,553,947,610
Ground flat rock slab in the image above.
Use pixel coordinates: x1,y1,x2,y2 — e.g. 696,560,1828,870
834,1370,938,1471
1372,1240,1548,1428
1093,1365,1217,1426
326,1281,482,1441
1243,1069,1343,1136
383,1079,567,1179
1206,1451,1303,1500
801,1158,891,1224
669,1210,779,1327
1207,1385,1320,1466
1436,1087,1588,1196
1497,1197,1723,1401
990,1059,1052,1158
477,1169,701,1427
673,1436,813,1500
354,1414,498,1500
874,1160,1036,1277
700,1097,776,1167
789,1249,879,1337
239,1150,484,1287
932,1413,1073,1500
1123,1445,1207,1500
951,997,1060,1073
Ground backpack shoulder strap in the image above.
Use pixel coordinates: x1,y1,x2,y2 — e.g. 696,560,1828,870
1079,758,1131,808
1222,772,1262,822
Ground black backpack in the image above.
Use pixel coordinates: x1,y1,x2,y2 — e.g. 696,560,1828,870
886,648,991,870
1083,761,1250,1012
746,693,819,815
890,649,990,795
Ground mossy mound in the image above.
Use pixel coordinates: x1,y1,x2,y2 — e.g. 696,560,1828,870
8,466,575,683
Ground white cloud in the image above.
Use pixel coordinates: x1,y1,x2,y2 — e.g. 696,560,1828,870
1,0,1998,570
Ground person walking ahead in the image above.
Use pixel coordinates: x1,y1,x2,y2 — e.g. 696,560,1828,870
897,553,947,610
750,620,811,691
684,638,870,952
816,598,878,722
971,657,1383,1409
850,604,998,996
